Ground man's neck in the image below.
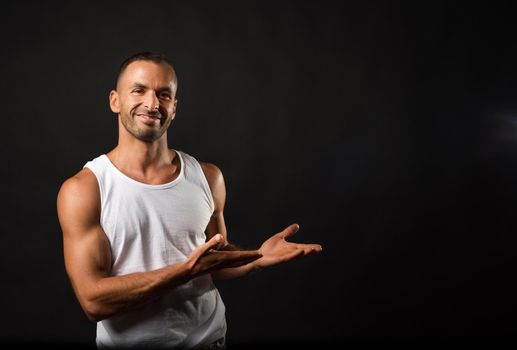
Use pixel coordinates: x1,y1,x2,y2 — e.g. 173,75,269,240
109,134,174,177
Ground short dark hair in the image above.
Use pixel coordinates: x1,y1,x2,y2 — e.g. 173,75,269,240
116,51,177,89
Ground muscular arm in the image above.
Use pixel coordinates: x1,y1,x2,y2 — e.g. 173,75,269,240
57,169,260,321
201,163,323,281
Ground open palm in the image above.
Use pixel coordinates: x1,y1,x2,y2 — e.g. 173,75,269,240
256,224,322,268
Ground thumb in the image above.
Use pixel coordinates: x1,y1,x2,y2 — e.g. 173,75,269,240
280,223,300,239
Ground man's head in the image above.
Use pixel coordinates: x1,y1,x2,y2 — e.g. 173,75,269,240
110,52,178,143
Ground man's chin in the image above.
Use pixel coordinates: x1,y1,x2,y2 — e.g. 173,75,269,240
129,129,163,143
138,134,161,143
122,119,165,143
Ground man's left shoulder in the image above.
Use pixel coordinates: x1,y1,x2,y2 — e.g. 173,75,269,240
199,162,223,181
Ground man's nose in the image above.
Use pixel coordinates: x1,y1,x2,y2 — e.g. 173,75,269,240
144,92,160,110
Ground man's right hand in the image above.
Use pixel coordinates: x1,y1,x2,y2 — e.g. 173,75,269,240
185,234,262,277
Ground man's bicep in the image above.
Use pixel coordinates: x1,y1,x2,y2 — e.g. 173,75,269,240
63,225,112,294
57,173,112,299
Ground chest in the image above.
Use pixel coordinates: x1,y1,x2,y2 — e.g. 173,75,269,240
100,180,213,245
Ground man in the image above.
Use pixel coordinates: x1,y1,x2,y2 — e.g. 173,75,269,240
57,52,322,349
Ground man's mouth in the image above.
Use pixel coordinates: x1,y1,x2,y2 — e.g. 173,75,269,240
136,113,161,124
136,113,161,119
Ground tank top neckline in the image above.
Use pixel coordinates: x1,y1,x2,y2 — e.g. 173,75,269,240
100,149,185,189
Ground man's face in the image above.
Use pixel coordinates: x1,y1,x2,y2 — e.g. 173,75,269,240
110,60,177,142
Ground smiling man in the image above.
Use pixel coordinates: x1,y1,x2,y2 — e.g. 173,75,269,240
56,52,322,349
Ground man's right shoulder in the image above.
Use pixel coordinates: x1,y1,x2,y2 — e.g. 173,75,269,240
58,167,99,201
57,167,102,236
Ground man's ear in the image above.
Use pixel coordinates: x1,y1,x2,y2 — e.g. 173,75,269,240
171,98,178,120
109,90,120,113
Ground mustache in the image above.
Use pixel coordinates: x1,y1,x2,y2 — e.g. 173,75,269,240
135,108,162,119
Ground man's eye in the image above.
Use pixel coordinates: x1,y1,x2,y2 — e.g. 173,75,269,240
132,89,144,94
160,94,172,100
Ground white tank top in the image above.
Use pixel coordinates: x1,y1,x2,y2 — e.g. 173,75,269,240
83,150,226,349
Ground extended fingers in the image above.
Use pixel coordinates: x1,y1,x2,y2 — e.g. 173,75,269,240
206,234,223,250
298,243,323,255
192,234,222,260
282,248,305,262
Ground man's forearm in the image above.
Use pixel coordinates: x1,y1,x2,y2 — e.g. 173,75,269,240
211,262,261,281
80,261,191,322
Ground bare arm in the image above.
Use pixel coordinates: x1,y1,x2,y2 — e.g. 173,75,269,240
57,169,261,321
201,163,323,281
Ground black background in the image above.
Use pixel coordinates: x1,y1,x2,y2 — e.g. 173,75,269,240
1,0,516,347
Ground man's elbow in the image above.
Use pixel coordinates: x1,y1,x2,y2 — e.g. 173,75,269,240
80,297,110,322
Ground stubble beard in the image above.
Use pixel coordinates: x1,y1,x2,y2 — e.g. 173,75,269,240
120,112,169,143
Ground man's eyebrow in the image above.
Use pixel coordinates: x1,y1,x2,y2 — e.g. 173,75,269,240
130,83,172,93
130,83,147,89
157,86,173,93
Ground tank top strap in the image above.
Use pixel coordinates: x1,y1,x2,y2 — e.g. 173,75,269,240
176,150,215,214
